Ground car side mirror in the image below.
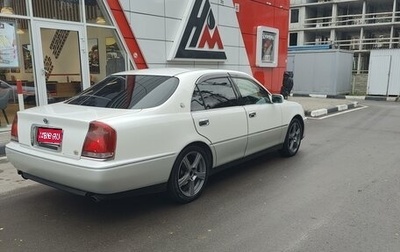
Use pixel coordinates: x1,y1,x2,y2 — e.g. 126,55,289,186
272,94,284,103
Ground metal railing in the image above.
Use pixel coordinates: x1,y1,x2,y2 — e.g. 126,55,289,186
302,11,400,28
303,36,400,51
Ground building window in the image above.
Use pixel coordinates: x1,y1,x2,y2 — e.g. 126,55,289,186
0,0,130,127
289,33,298,46
291,9,299,23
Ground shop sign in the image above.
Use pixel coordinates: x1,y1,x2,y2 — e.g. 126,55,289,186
169,0,227,61
0,21,19,68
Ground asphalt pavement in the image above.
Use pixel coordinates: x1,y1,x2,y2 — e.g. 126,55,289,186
2,100,400,251
0,95,369,156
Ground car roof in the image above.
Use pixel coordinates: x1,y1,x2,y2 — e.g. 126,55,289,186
114,68,250,78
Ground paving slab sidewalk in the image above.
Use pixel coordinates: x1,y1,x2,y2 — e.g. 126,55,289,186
289,96,359,117
0,127,10,156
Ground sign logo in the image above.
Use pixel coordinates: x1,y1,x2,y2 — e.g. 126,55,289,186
169,0,227,61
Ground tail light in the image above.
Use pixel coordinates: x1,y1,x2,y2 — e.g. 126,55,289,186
82,121,116,160
10,115,18,142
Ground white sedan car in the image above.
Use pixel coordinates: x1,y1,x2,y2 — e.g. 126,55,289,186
6,68,305,203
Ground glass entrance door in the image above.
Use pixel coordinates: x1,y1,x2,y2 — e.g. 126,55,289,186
31,21,90,105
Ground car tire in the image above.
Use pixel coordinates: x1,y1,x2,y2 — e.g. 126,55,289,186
168,145,210,203
280,118,303,157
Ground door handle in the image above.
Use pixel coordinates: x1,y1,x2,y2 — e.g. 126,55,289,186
199,119,209,127
42,69,49,75
249,112,256,118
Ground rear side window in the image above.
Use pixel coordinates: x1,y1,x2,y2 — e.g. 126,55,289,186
67,75,179,109
191,77,238,111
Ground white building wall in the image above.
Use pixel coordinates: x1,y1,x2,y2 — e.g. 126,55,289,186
367,49,400,96
119,0,251,74
289,50,353,95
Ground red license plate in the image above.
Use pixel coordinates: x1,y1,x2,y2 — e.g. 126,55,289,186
37,127,63,145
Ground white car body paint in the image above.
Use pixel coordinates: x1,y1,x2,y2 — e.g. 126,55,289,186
6,68,305,197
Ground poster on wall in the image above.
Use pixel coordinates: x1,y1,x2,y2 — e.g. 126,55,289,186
0,21,19,68
256,26,279,68
22,44,33,73
88,39,99,74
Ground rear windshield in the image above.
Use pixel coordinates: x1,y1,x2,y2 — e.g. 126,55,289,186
66,75,179,109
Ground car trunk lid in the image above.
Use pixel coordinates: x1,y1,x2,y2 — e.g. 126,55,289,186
16,103,139,160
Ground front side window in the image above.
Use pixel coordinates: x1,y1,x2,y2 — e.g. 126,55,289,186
67,75,179,109
191,77,238,111
232,77,271,105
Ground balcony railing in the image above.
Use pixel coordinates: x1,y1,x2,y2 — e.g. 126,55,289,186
301,11,400,29
303,36,400,51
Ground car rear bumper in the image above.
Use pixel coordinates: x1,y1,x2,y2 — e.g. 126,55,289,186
6,142,175,195
18,171,168,201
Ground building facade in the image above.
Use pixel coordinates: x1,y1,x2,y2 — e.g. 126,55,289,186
289,0,400,73
0,0,290,129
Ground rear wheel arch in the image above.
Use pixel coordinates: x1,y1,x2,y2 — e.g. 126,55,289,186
168,141,214,180
186,142,213,167
167,141,213,203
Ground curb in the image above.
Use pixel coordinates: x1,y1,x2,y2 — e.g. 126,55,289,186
292,93,398,117
293,93,399,102
305,101,358,117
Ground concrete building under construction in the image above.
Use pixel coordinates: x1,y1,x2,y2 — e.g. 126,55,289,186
289,0,400,74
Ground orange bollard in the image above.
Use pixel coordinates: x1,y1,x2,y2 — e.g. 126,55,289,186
16,80,23,94
16,79,25,111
